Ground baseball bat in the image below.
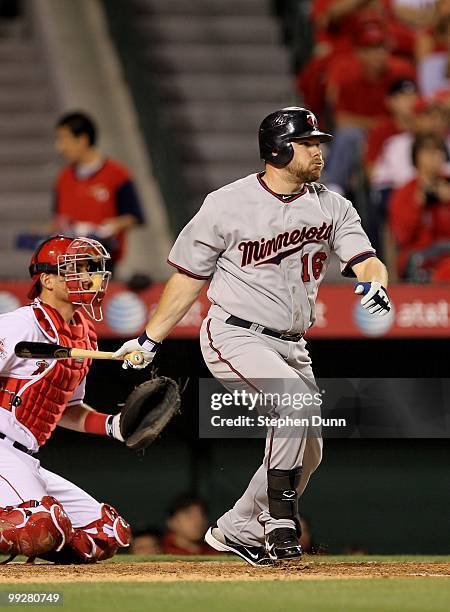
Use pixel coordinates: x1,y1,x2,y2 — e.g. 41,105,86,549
14,341,144,366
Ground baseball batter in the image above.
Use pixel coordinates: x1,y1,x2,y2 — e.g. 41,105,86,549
114,107,391,565
0,236,131,563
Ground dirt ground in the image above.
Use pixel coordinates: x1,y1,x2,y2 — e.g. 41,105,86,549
1,560,449,583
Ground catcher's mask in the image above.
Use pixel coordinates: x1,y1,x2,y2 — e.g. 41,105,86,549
28,235,111,321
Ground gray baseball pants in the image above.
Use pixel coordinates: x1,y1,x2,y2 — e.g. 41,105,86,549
200,306,323,547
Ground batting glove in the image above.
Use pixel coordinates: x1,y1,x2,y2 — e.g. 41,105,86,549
112,332,160,369
355,282,391,316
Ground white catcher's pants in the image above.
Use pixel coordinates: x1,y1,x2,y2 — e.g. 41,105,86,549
0,437,102,528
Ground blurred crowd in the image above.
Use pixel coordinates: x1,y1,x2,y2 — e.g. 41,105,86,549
2,0,449,284
296,0,450,281
128,494,313,557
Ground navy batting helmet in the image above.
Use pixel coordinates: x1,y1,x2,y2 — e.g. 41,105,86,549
259,107,333,167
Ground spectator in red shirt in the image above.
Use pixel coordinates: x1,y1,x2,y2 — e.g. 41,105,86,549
129,528,163,555
312,0,416,60
297,1,416,123
366,94,450,255
298,2,384,125
323,20,415,195
53,112,145,270
388,132,450,280
365,78,419,252
415,0,450,62
366,78,419,185
368,95,450,196
312,0,385,57
418,16,450,96
162,494,218,556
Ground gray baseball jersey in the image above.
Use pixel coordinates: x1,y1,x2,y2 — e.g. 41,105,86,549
168,173,375,333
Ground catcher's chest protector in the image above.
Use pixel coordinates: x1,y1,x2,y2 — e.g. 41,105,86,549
0,303,97,446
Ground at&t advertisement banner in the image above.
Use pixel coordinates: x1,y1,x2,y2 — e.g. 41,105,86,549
0,282,448,339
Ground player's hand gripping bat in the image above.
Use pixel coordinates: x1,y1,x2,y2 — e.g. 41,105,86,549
14,341,144,366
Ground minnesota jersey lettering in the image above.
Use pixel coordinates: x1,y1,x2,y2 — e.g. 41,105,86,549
238,222,332,267
169,175,375,333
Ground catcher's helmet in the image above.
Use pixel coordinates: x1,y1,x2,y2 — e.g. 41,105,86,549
259,107,333,167
28,235,73,299
28,234,111,321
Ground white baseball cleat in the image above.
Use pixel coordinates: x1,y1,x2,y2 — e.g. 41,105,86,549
205,525,273,567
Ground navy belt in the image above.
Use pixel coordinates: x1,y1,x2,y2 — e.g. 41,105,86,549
225,316,304,342
0,432,36,455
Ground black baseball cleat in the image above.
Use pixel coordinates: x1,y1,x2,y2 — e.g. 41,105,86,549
205,525,272,567
265,528,303,561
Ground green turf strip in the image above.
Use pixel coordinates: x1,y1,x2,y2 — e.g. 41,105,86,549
0,580,448,612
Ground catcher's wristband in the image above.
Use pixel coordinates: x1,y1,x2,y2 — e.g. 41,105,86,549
84,412,123,441
138,331,161,354
85,411,110,436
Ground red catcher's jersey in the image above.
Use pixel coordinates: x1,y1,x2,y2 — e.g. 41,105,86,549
0,301,97,448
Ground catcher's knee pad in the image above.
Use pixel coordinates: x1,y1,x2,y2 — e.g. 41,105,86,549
68,503,131,563
267,467,302,529
0,496,73,559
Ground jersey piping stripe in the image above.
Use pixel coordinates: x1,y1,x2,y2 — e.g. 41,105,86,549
267,427,275,470
342,250,376,275
0,473,25,503
346,250,377,266
206,319,260,393
256,173,307,203
167,259,211,280
207,319,275,472
256,512,266,539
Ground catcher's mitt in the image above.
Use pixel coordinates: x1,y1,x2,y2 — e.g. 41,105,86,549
119,376,181,451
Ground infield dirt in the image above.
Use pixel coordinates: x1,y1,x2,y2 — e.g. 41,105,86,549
1,560,449,583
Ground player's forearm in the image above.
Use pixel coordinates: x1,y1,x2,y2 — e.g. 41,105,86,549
145,271,206,342
352,257,388,287
58,402,93,433
59,402,124,441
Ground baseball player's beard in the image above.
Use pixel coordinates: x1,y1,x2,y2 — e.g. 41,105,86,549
287,160,323,184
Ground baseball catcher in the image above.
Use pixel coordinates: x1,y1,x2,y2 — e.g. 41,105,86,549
0,235,177,563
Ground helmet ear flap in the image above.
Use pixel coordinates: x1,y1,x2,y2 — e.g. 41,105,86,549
268,142,294,168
